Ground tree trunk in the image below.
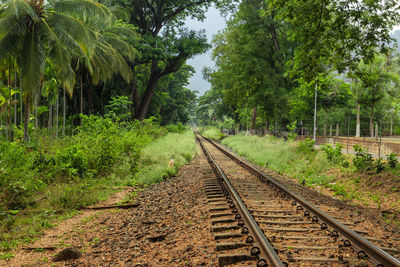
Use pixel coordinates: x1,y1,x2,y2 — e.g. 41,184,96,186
135,72,160,120
370,104,374,138
80,73,83,124
130,78,140,117
329,125,332,136
135,60,161,120
336,124,339,137
323,122,327,137
251,106,257,135
23,94,30,142
265,118,269,135
48,104,52,130
35,99,38,129
14,67,17,126
20,73,22,127
375,123,379,140
356,103,360,137
56,89,59,137
63,88,66,136
390,111,394,136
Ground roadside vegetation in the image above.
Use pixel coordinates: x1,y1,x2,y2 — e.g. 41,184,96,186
221,133,400,226
199,126,225,141
0,104,197,258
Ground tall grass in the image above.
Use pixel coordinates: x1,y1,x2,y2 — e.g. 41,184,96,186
221,134,336,185
200,126,224,141
134,130,198,184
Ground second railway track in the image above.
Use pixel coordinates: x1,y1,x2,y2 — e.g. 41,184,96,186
196,131,400,267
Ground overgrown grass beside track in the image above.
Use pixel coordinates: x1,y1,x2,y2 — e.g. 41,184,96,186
221,133,336,185
200,126,225,141
0,119,197,258
221,133,400,226
134,131,197,185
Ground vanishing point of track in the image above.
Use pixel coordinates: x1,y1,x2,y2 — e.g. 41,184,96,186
195,131,400,267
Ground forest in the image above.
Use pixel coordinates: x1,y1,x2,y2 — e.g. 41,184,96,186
1,0,400,260
198,0,400,138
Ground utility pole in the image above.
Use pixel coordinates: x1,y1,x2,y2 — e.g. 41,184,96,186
313,80,317,141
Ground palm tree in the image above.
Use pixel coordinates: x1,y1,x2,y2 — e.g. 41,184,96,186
0,0,112,141
76,17,138,119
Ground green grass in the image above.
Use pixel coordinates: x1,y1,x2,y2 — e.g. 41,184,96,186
221,133,336,185
134,130,198,185
0,128,197,256
200,126,225,141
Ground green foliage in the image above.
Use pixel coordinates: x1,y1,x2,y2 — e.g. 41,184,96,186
166,122,186,133
296,138,315,155
352,144,374,172
221,134,335,185
0,116,163,212
375,159,385,174
287,121,297,140
387,152,398,169
320,143,343,164
134,131,197,185
105,96,133,121
201,126,224,141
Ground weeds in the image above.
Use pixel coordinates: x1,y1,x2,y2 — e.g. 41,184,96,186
221,134,334,185
353,144,374,172
200,126,225,141
296,138,315,155
321,143,343,163
386,152,398,168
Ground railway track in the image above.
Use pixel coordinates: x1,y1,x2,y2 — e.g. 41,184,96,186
195,132,400,267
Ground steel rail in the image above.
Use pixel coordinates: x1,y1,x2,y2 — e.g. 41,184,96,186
196,134,285,267
201,134,400,267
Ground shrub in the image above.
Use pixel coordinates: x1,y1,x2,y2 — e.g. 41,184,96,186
320,143,343,163
386,152,398,168
166,123,186,133
375,158,385,173
287,121,297,140
296,138,315,154
352,144,374,172
202,126,224,141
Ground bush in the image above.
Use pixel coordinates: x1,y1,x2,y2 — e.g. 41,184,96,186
386,152,398,168
296,138,315,154
321,143,343,163
201,126,224,141
166,123,186,133
375,158,385,173
352,144,374,172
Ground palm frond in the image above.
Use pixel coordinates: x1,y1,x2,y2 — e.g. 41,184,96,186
47,11,98,55
20,25,44,96
0,0,34,38
102,34,137,61
40,21,75,95
54,0,112,28
0,31,19,60
110,7,130,22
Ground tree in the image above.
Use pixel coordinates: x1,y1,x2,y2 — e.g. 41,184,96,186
0,0,114,141
205,0,294,133
356,54,400,137
115,0,235,120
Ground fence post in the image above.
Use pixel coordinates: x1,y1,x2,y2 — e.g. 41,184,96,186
329,125,332,137
336,124,339,137
375,123,379,140
378,122,382,159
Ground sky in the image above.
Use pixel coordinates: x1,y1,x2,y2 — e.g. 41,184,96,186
185,6,227,96
184,7,400,97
